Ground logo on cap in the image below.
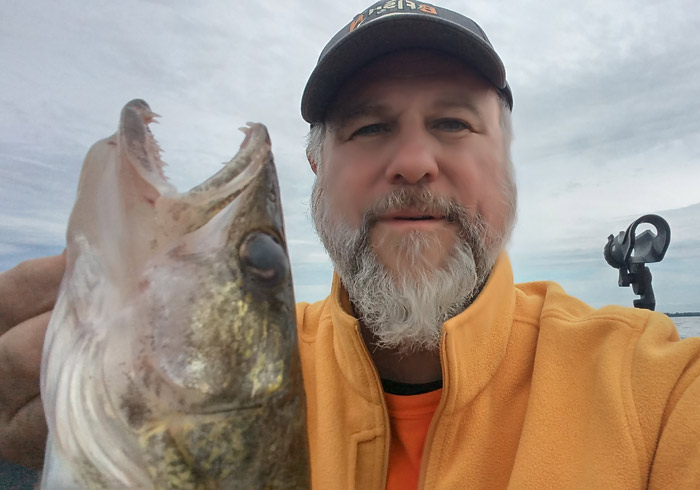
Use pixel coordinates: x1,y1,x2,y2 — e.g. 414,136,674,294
349,1,438,32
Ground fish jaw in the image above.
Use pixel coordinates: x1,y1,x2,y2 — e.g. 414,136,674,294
118,99,169,196
153,122,273,244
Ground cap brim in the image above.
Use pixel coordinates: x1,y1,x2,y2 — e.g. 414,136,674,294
301,13,510,123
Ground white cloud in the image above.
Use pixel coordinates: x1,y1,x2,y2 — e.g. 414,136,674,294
1,0,698,310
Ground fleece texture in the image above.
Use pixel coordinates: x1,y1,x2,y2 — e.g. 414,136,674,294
296,254,700,489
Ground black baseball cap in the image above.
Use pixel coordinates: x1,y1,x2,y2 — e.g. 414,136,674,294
301,1,513,123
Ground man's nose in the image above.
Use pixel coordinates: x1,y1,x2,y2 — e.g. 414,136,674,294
384,128,439,185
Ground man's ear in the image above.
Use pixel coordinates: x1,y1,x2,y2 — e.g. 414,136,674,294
306,151,318,175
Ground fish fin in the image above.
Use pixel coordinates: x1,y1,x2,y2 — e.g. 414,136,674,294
41,432,83,489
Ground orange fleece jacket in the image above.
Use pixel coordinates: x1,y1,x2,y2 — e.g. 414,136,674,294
296,254,700,489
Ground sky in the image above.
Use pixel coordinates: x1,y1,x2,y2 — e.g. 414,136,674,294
1,0,699,313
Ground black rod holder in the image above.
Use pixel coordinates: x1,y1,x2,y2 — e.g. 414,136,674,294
604,214,671,310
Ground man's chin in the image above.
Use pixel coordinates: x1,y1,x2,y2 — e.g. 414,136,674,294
371,229,456,279
346,242,478,353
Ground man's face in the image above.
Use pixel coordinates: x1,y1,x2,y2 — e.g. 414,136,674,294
310,50,515,351
319,50,511,272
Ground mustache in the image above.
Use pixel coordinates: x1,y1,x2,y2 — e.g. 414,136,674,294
360,186,471,231
356,186,495,269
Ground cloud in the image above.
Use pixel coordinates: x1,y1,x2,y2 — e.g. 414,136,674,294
1,0,698,311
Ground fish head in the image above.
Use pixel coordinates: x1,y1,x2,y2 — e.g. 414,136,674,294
115,119,298,417
43,99,307,488
122,112,307,487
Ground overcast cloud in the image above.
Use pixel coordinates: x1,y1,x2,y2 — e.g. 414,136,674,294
1,0,698,312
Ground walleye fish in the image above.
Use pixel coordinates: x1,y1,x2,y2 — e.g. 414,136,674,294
40,99,308,489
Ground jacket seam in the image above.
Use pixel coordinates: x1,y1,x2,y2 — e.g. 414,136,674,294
511,314,541,330
541,311,647,332
622,327,647,487
297,307,330,343
349,428,385,489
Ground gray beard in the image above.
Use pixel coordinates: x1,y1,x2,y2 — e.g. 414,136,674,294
311,182,503,353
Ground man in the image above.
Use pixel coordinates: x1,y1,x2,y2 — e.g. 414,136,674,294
1,2,699,488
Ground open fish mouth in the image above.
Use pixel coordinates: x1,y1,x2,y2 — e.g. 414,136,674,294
109,99,273,245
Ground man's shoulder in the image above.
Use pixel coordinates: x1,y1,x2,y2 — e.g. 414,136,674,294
514,279,700,395
512,279,680,342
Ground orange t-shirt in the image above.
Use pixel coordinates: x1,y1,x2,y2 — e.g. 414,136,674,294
384,388,442,490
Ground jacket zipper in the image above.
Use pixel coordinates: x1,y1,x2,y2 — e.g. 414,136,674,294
353,324,391,489
416,331,449,490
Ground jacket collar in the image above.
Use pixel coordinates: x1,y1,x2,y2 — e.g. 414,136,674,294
326,252,516,407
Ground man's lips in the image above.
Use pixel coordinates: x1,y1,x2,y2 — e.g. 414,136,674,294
374,209,452,228
384,214,442,221
377,207,446,221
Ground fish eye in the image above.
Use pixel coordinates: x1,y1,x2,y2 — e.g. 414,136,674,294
239,231,289,288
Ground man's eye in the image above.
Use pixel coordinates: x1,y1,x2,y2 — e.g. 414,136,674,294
351,123,388,138
434,119,471,132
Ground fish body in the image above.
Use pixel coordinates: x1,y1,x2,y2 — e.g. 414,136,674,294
40,100,308,488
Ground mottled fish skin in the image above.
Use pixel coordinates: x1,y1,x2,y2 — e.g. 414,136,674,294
40,99,308,489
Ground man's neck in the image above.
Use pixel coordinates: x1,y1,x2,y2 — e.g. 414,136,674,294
360,325,442,384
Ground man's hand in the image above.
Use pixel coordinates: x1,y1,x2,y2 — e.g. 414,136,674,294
0,252,65,469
